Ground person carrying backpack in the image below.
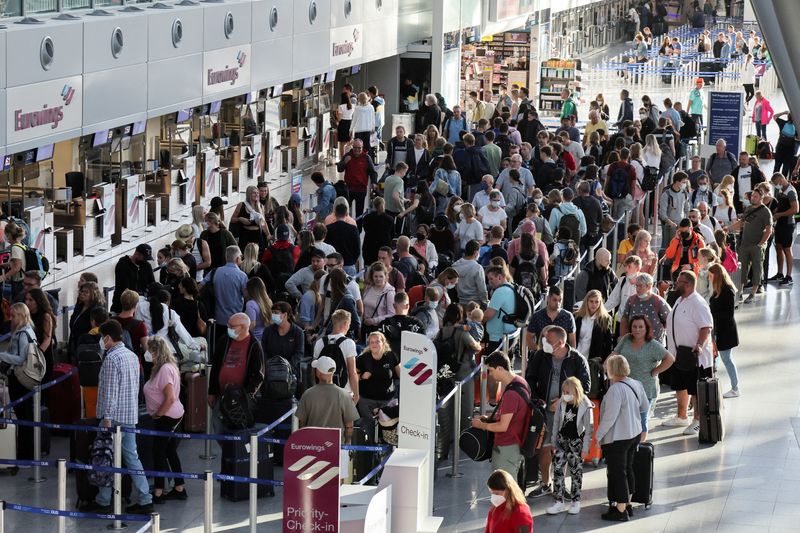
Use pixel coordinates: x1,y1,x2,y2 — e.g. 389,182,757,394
295,355,360,444
312,309,359,402
551,227,581,282
484,266,518,353
1,222,30,301
443,106,469,145
261,224,300,293
549,188,586,243
603,149,636,219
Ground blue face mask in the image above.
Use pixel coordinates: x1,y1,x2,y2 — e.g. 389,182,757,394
271,313,282,325
227,327,238,339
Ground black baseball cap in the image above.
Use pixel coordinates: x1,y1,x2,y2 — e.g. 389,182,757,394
135,244,153,261
210,196,227,209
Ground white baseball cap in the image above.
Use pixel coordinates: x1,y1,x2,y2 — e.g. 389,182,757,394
311,356,336,374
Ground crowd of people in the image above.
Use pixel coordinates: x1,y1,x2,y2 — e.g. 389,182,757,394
0,42,793,528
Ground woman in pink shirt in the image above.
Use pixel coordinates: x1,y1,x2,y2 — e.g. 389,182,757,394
143,337,187,503
751,91,774,139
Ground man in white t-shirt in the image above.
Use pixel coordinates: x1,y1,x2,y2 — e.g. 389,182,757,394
313,309,359,403
664,271,713,436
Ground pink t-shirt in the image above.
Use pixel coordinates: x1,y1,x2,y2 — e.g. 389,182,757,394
143,363,185,420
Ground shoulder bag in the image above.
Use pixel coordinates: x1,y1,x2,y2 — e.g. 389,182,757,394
14,331,46,390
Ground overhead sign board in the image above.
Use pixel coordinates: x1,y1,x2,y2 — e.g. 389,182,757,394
330,24,363,65
203,45,252,96
7,76,82,146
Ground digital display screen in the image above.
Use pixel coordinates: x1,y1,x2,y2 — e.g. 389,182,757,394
23,150,36,165
132,121,146,136
303,77,314,89
35,144,54,162
120,124,133,137
210,101,222,114
93,130,110,147
350,64,361,75
325,70,336,83
176,109,192,122
273,84,283,96
2,155,11,170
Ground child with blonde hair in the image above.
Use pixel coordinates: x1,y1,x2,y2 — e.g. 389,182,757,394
546,376,594,516
464,302,485,343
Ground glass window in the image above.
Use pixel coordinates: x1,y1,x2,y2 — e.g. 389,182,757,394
2,0,23,17
23,0,57,14
62,0,91,10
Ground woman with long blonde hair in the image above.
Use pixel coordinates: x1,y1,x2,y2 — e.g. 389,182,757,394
144,336,186,502
231,185,270,251
355,331,400,442
573,290,614,360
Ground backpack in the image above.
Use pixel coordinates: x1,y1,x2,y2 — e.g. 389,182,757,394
478,244,494,267
757,141,774,160
263,355,298,400
495,134,513,158
642,165,660,192
199,268,217,319
498,283,535,329
658,136,676,174
317,336,349,389
444,117,467,140
433,329,459,375
557,208,581,243
504,381,547,458
513,254,541,298
13,243,49,279
88,431,115,487
268,245,296,292
219,384,254,430
559,239,580,266
608,165,630,199
333,180,349,200
14,331,46,390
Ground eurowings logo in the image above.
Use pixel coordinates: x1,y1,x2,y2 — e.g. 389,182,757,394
403,357,433,386
236,50,247,67
61,85,75,106
287,455,339,490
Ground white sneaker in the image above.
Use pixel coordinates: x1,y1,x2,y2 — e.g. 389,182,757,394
723,389,740,398
546,502,570,515
568,501,581,514
683,421,700,435
662,416,691,427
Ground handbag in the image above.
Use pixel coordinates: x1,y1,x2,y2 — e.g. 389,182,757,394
671,299,697,371
14,331,46,390
459,426,494,462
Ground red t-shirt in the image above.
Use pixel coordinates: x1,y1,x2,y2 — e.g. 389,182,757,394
218,337,249,391
485,502,533,533
493,377,530,447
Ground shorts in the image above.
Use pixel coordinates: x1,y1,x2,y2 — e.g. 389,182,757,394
491,444,523,478
774,223,796,248
669,365,712,395
541,410,555,447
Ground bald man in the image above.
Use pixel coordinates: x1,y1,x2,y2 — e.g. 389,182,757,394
208,312,265,433
575,248,618,301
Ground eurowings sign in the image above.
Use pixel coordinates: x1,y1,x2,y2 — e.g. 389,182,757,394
203,45,251,96
283,427,341,533
7,76,83,146
330,24,363,64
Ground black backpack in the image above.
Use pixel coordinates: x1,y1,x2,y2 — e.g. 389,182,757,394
268,246,296,292
496,134,513,158
333,180,349,200
219,384,254,430
641,165,660,192
14,243,50,278
557,208,581,244
76,339,103,387
433,329,459,374
199,268,217,319
497,283,535,329
513,254,541,298
317,336,349,388
504,381,547,458
263,355,297,400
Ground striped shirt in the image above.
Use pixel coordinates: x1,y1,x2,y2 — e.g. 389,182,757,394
97,343,141,426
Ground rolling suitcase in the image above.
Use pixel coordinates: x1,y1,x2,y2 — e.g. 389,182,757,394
49,363,81,432
563,277,576,312
220,425,274,501
350,426,378,485
697,370,725,443
745,134,759,155
0,379,17,472
631,441,654,508
253,398,292,466
582,399,602,466
181,371,207,432
39,405,51,457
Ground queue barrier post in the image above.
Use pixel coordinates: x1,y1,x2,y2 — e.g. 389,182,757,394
111,424,125,531
446,381,463,479
57,459,66,533
480,355,488,416
0,500,4,533
204,470,213,533
200,319,216,461
291,398,299,433
249,434,258,533
150,513,160,533
29,386,45,483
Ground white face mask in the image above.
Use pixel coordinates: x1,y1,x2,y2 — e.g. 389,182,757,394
542,338,554,354
638,292,649,300
490,494,506,508
454,204,463,213
227,327,238,339
446,283,456,290
98,338,106,352
699,184,708,192
490,200,501,208
562,394,574,403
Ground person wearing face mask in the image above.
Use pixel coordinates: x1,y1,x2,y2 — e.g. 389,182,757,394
524,326,590,498
731,150,765,213
477,190,509,235
658,172,691,251
110,243,156,314
472,175,502,213
483,266,518,353
485,469,533,532
207,313,265,434
663,218,706,280
409,287,441,340
411,224,439,271
637,107,656,140
546,377,594,516
620,273,671,341
687,208,715,245
691,175,716,208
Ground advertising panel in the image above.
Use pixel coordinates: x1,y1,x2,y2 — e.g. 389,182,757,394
7,76,82,146
330,24,364,65
203,45,252,97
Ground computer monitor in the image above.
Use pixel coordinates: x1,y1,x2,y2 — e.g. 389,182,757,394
303,77,313,89
325,70,336,83
210,100,222,114
350,64,361,75
273,84,283,96
92,130,110,147
176,109,191,122
132,120,146,136
35,144,54,162
65,171,86,198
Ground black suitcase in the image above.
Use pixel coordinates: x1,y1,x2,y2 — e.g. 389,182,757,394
631,441,654,508
252,398,293,466
71,419,131,507
350,426,378,485
563,277,576,312
39,405,51,457
697,375,725,443
220,425,275,501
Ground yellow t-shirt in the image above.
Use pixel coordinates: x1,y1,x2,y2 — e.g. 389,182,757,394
617,239,634,258
584,120,609,141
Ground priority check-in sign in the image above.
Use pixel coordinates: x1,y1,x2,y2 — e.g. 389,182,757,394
283,427,341,532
